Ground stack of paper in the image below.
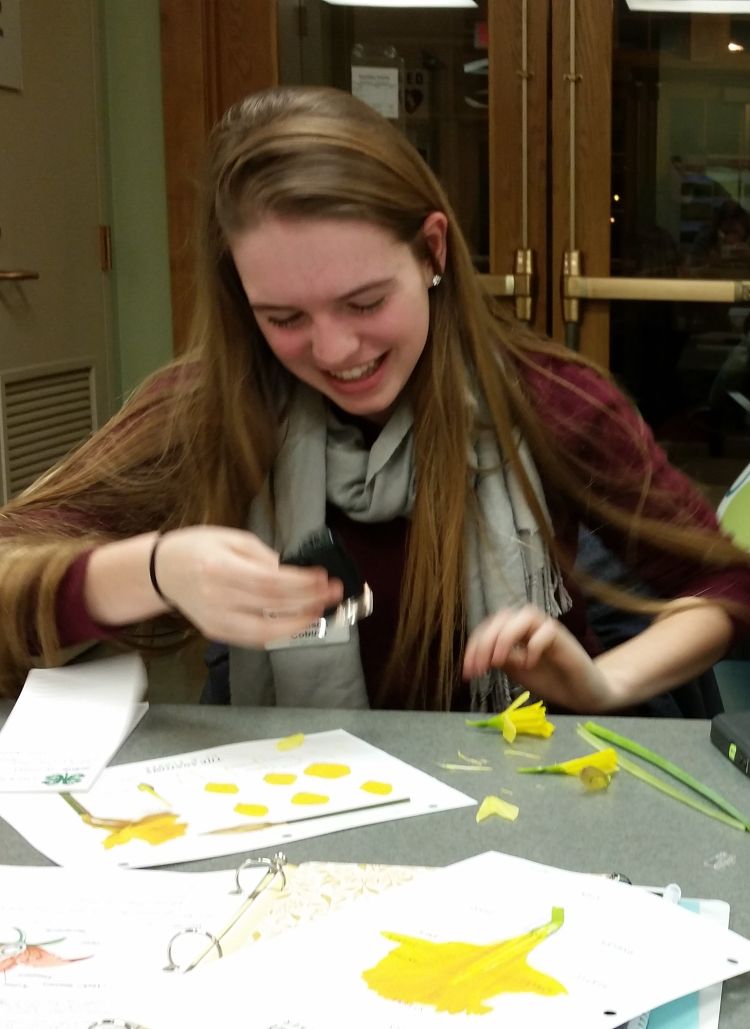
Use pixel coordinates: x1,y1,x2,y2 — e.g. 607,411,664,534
0,653,147,793
115,850,750,1029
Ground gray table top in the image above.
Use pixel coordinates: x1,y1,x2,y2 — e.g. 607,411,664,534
2,704,750,1023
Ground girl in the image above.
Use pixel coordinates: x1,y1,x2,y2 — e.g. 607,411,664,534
1,86,749,713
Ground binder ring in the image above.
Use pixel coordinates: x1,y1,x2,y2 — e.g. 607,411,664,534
232,850,287,895
163,927,223,972
0,927,26,958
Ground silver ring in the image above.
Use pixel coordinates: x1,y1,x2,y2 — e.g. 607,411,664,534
0,927,26,958
163,927,223,972
232,851,287,895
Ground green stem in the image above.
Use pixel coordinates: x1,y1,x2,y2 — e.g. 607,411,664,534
577,725,749,832
60,792,90,818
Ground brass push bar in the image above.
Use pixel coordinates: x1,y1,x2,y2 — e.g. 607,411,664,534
479,247,536,322
478,273,516,296
567,276,750,304
562,249,750,324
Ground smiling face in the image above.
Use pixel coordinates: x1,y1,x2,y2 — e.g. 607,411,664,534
230,214,446,423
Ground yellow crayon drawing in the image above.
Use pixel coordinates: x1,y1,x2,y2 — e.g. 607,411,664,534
360,781,393,795
204,782,240,794
234,803,270,817
362,907,566,1015
304,762,351,779
291,792,329,805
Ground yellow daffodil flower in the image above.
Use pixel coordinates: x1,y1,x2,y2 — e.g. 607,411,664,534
466,691,555,744
516,747,618,777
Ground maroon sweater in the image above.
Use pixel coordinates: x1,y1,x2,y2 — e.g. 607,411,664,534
53,354,750,705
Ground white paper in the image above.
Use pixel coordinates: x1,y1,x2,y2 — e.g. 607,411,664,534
0,729,474,867
0,654,148,793
0,862,268,1029
117,851,750,1029
351,65,400,119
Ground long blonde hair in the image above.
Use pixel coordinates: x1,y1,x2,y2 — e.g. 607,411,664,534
1,85,747,704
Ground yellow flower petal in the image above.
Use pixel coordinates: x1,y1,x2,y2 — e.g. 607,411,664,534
517,747,618,777
475,795,519,823
556,748,618,776
276,732,305,751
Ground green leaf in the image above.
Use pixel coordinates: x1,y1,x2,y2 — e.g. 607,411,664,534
577,724,749,833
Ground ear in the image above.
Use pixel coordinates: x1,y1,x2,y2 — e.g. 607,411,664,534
420,211,448,283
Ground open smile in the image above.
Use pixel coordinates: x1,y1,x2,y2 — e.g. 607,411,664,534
326,355,386,383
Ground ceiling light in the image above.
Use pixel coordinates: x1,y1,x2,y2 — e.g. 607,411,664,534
323,1,477,8
626,1,750,12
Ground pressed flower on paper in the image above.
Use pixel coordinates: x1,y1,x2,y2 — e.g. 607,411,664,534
466,691,555,743
362,907,566,1014
100,812,188,850
61,792,188,850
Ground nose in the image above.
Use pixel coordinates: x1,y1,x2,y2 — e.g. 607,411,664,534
309,316,360,368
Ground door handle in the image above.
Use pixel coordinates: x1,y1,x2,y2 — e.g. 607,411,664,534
0,270,39,281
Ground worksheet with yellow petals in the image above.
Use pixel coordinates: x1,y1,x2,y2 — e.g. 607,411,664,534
0,730,473,867
117,851,750,1029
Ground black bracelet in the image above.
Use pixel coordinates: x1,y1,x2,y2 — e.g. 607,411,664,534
148,533,173,607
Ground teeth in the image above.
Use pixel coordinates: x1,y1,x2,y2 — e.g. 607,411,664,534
328,358,380,382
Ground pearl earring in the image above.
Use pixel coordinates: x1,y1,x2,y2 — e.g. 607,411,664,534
430,273,442,288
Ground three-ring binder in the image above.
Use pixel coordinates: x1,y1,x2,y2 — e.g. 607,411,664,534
82,851,288,1029
163,851,287,973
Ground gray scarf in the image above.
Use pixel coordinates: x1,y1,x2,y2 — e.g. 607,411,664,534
230,384,570,712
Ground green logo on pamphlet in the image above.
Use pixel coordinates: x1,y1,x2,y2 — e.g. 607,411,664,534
43,773,84,786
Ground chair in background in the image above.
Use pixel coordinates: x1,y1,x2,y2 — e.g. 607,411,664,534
714,463,750,710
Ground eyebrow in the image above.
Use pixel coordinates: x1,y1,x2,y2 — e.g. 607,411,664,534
250,277,396,312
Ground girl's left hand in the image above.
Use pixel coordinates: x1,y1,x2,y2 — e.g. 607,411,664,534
463,604,612,712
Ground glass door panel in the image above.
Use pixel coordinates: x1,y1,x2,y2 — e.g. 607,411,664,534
277,0,490,269
609,0,750,497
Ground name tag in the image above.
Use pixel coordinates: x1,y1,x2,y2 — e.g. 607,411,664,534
265,620,351,651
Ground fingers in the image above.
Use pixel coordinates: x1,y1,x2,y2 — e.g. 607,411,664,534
463,605,560,680
156,526,344,646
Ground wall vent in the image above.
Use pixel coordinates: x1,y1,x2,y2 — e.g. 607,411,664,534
0,362,97,503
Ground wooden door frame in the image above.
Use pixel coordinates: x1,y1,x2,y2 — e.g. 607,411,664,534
551,0,613,363
489,0,550,336
159,0,279,354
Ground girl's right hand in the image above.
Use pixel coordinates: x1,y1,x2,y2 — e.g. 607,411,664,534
84,527,343,648
153,526,344,647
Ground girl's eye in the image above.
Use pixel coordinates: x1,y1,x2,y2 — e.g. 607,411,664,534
349,297,384,315
267,312,303,329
